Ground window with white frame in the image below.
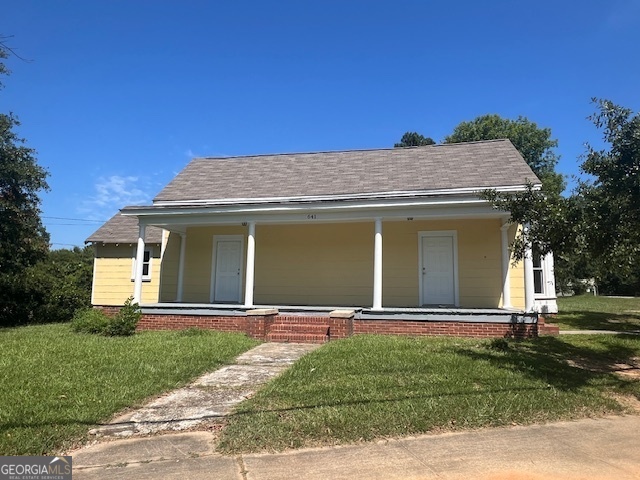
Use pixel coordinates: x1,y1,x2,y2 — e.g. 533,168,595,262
532,250,544,295
131,247,153,281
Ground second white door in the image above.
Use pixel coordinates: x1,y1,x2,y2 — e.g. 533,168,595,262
421,234,456,306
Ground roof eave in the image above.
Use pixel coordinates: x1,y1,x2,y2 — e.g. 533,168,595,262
149,184,539,209
121,184,538,219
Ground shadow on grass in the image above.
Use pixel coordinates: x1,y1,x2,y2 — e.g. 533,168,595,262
83,385,557,428
556,310,640,332
455,336,639,396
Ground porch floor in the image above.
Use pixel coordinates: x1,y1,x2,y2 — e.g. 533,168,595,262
140,303,531,324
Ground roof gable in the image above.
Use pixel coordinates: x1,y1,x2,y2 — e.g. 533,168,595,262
154,139,539,204
86,213,163,244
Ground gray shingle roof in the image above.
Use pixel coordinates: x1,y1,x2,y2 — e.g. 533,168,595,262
154,139,539,203
86,213,163,244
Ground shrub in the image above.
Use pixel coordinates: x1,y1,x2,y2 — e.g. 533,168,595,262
71,308,110,334
105,297,141,337
71,298,141,337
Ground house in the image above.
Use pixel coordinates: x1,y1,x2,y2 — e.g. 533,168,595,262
86,139,558,341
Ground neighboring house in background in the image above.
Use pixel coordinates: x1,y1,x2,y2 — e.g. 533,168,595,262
86,139,558,341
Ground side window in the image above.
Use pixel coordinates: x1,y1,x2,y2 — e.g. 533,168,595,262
532,250,544,295
132,247,153,281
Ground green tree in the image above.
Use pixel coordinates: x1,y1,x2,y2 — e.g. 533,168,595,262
27,246,94,323
577,99,640,292
0,38,50,325
445,114,564,195
481,183,577,263
394,131,436,147
0,113,49,273
444,114,570,262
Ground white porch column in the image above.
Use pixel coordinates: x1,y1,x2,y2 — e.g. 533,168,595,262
523,227,535,313
372,218,383,311
500,222,512,309
544,252,557,297
244,221,256,308
176,232,187,302
133,222,146,304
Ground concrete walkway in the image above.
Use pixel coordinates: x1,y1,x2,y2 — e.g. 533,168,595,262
90,342,320,437
72,340,640,479
561,329,640,335
72,415,640,479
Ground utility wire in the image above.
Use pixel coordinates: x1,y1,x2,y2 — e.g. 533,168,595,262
46,223,103,226
43,216,107,223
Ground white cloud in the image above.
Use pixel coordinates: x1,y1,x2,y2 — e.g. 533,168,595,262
78,175,153,220
185,147,230,159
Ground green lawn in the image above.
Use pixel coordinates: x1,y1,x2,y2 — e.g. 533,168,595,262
218,333,640,453
555,295,640,331
0,324,258,455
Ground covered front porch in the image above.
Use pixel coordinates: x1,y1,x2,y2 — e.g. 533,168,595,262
119,191,547,340
126,203,540,313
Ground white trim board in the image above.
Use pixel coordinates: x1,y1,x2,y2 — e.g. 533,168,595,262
122,203,507,230
151,184,539,207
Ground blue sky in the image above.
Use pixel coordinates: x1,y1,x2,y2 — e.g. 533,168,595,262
2,0,639,248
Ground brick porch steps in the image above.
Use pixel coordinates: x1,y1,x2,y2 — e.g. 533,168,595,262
266,322,330,343
266,332,329,343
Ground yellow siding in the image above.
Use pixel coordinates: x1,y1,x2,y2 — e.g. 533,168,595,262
92,243,162,305
152,219,526,309
159,231,180,302
254,223,374,306
383,219,502,308
172,226,248,303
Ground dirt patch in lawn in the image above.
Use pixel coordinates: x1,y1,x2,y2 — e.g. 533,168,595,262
608,393,640,413
566,356,640,379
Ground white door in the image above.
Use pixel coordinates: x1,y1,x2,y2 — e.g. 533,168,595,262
213,239,242,302
421,235,456,306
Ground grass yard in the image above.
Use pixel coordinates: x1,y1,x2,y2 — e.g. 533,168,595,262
0,324,258,455
218,333,640,453
556,295,640,331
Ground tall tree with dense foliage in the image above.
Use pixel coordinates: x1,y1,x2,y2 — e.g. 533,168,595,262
445,114,564,195
444,114,570,261
394,131,436,147
0,37,50,324
577,99,640,292
27,246,94,323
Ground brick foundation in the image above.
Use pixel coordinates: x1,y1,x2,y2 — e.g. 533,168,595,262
537,316,560,336
138,314,248,334
354,319,537,339
95,307,537,341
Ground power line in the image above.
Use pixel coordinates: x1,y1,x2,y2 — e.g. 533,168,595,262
43,216,106,223
46,223,103,226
